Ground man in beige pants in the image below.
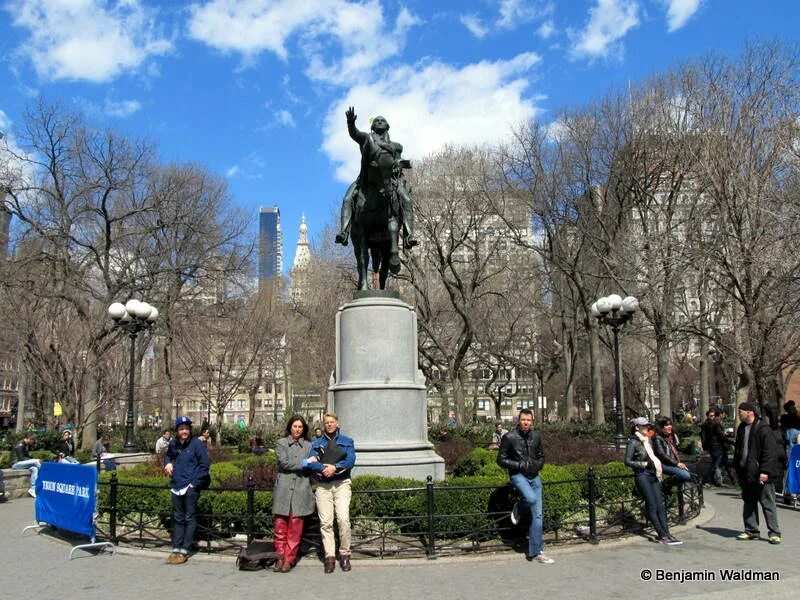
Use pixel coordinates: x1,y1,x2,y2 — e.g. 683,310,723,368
308,413,357,573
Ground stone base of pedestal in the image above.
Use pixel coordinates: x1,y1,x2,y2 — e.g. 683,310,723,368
330,293,445,482
352,448,445,482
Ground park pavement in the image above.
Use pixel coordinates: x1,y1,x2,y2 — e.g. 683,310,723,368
1,487,798,600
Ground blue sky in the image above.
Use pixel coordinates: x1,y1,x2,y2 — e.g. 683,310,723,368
1,0,798,272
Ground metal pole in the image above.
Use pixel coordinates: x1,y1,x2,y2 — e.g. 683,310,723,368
122,332,138,452
613,324,625,450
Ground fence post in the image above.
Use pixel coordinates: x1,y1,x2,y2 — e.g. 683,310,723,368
109,471,118,544
425,475,436,559
677,483,686,524
246,475,255,545
587,467,597,542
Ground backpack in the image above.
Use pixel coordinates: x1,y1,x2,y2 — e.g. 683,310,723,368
235,541,282,571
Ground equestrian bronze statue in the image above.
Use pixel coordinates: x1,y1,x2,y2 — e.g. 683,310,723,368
335,107,417,290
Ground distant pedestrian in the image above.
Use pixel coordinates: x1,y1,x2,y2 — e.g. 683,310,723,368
155,429,172,456
497,408,555,563
700,409,734,487
91,435,117,471
309,412,356,573
624,417,682,545
198,428,212,450
490,422,508,449
11,433,40,497
733,402,781,544
164,416,211,564
272,415,315,572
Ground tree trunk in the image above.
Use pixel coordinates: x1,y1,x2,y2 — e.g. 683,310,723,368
15,358,28,433
588,322,605,424
656,337,671,418
81,372,99,450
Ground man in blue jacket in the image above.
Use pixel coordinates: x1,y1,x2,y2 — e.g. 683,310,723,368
307,412,356,573
163,416,210,564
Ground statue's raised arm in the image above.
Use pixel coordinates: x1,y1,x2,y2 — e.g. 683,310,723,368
346,106,367,145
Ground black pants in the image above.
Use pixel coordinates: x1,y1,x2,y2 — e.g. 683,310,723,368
171,487,199,551
635,471,670,539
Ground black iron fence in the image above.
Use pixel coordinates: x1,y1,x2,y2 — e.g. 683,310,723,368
95,469,703,559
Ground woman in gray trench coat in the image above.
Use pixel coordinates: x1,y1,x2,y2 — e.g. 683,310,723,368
272,415,315,572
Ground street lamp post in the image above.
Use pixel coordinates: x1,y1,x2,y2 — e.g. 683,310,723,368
533,358,545,424
591,294,639,450
108,299,158,453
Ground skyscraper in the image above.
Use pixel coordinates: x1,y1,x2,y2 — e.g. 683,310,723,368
259,206,282,284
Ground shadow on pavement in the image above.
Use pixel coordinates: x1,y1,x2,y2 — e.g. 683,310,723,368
694,525,741,539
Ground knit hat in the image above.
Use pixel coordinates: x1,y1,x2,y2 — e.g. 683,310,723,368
737,402,757,414
631,417,650,427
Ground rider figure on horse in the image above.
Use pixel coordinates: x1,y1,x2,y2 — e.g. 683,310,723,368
335,108,417,249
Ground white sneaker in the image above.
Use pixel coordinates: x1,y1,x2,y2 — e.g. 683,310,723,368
27,488,36,498
532,553,554,564
510,501,520,525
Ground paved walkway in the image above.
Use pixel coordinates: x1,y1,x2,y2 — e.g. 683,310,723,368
1,488,797,599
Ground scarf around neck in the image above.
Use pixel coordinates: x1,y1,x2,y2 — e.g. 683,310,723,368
636,431,663,480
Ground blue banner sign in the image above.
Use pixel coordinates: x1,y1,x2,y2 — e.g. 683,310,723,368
35,462,98,539
787,445,800,495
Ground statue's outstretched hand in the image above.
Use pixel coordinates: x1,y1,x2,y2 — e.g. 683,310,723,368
346,106,356,124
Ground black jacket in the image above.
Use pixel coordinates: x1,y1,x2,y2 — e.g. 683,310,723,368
12,440,33,463
497,426,544,478
53,438,75,458
653,433,681,467
624,436,657,473
700,420,726,452
733,418,779,483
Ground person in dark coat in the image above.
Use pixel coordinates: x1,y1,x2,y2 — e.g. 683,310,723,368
732,402,781,543
163,416,210,564
272,415,314,572
700,409,734,486
53,429,79,463
497,408,555,563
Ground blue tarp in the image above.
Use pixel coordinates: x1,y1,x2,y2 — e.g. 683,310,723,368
35,462,97,539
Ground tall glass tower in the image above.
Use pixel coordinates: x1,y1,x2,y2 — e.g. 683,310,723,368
259,206,282,284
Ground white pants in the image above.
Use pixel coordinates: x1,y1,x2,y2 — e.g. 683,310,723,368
313,478,352,557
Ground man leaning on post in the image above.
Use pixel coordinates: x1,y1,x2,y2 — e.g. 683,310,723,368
497,408,555,564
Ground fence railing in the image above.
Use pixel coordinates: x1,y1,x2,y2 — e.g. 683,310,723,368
95,469,703,559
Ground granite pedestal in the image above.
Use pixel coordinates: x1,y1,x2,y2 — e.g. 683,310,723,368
329,292,445,482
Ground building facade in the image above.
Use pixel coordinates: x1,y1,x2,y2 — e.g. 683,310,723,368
258,206,283,285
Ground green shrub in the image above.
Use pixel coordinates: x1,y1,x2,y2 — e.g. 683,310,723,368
592,462,635,504
0,450,10,468
539,464,584,529
351,475,426,520
452,448,498,477
210,462,244,485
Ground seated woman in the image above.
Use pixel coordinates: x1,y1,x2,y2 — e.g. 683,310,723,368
624,417,683,546
653,417,693,487
53,429,80,463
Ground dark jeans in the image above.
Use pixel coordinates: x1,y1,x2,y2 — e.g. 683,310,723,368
171,487,200,552
703,449,733,485
635,471,670,539
741,481,780,537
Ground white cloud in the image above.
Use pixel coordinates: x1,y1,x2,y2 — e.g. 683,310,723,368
275,109,296,128
496,0,551,30
104,99,142,119
5,0,173,83
188,0,420,84
537,19,556,40
226,165,240,178
569,0,639,60
0,109,10,133
461,14,489,39
663,0,702,32
322,53,543,183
